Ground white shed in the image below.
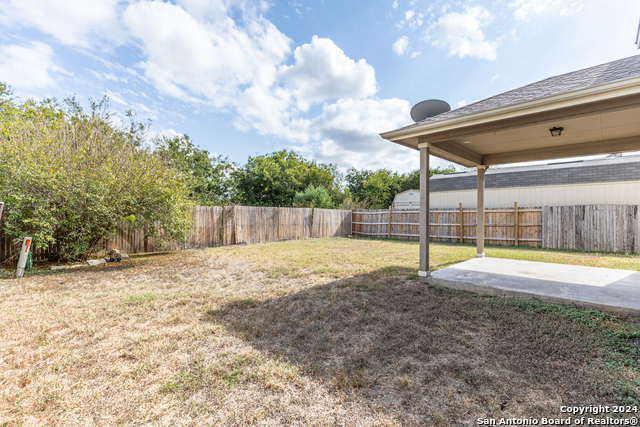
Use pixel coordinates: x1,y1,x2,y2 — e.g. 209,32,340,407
392,189,420,209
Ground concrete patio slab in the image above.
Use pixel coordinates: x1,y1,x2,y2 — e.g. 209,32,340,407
427,257,640,316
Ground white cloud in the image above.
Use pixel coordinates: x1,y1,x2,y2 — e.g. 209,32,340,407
0,0,416,171
457,100,467,108
230,37,412,170
122,0,292,107
509,0,584,21
426,6,500,61
0,42,58,89
233,82,305,142
410,51,421,58
106,89,128,106
0,0,125,48
232,35,378,143
405,10,415,20
148,128,180,142
89,70,126,83
392,36,409,56
120,2,410,170
312,98,416,170
278,36,377,111
409,12,424,28
104,89,158,121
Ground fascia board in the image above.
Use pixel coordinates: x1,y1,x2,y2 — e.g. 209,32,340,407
380,76,640,141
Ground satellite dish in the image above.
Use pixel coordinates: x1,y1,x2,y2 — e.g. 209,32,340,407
410,99,451,122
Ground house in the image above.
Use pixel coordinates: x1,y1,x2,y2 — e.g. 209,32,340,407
380,54,640,278
399,154,640,209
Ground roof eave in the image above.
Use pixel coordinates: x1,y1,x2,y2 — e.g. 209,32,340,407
380,75,640,144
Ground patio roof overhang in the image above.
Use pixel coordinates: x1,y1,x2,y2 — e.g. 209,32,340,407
380,76,640,168
379,65,640,279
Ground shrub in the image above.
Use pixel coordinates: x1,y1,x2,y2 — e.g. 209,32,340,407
0,91,194,261
292,185,334,209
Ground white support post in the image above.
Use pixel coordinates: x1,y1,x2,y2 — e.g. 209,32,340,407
419,145,430,277
476,166,486,258
15,236,33,279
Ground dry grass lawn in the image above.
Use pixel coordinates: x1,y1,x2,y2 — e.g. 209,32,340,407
1,238,640,426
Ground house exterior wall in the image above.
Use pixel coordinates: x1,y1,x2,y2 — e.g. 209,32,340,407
393,157,640,209
429,158,640,193
429,180,640,209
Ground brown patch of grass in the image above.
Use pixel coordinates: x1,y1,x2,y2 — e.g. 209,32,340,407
0,238,639,426
215,267,640,424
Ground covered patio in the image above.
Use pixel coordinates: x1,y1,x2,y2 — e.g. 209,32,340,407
381,55,640,312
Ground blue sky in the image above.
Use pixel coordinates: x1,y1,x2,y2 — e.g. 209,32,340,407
0,0,638,173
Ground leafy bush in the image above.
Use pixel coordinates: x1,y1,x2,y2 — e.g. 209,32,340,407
0,88,194,261
292,185,334,209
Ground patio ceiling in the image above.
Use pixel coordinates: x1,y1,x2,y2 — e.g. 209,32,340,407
381,65,640,167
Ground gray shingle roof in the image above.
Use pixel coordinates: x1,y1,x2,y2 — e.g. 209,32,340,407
429,154,640,192
403,54,640,130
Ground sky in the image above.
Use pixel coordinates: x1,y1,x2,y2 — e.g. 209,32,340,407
0,0,639,173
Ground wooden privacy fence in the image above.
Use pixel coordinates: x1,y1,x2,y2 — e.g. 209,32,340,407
0,205,352,262
352,203,542,247
311,208,352,238
226,206,313,245
543,205,640,253
227,206,350,244
0,218,191,262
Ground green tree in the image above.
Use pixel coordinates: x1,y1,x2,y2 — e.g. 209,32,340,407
396,169,420,193
344,165,457,208
155,135,236,206
345,167,373,201
292,185,334,209
360,170,394,209
0,88,194,261
234,150,339,207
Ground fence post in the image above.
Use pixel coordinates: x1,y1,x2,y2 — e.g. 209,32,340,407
514,202,519,247
459,202,463,244
223,206,236,245
387,206,392,239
